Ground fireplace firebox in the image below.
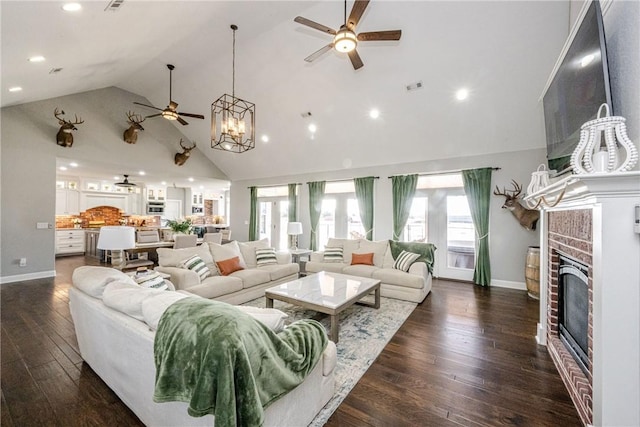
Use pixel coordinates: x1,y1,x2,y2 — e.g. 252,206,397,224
558,254,590,375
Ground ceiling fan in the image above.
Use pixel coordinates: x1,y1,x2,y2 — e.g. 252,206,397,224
133,64,204,126
294,0,401,70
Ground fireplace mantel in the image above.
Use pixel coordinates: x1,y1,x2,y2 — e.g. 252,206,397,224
531,172,640,426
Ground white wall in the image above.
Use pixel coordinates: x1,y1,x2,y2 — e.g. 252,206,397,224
231,148,546,286
0,87,228,282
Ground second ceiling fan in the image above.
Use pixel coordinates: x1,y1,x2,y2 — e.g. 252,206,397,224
134,64,204,126
294,0,401,70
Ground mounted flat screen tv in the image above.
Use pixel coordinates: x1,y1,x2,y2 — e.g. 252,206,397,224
542,0,612,174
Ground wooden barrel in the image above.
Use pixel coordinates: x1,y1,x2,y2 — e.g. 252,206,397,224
525,246,540,299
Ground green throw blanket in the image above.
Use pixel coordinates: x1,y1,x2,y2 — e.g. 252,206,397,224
153,297,328,427
388,240,437,274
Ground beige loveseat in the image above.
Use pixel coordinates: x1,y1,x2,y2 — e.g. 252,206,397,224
155,239,299,305
305,238,435,303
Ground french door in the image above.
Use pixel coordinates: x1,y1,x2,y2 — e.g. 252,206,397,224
258,198,289,250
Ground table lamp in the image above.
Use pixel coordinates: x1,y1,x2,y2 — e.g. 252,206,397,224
97,226,136,269
287,222,303,250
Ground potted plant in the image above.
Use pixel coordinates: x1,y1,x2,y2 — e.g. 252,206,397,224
165,218,193,234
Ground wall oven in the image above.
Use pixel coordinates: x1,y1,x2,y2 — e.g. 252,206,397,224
147,202,165,215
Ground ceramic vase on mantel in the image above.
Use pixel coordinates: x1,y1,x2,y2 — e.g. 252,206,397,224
571,103,638,174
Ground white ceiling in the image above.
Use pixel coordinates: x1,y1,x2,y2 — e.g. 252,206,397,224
1,1,569,182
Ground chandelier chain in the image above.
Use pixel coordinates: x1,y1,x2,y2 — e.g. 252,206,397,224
232,26,236,98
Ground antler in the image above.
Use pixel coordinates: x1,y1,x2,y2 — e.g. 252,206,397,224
509,180,522,198
71,114,84,125
179,139,196,150
126,111,145,124
55,108,83,125
54,108,65,122
494,180,523,198
493,185,507,197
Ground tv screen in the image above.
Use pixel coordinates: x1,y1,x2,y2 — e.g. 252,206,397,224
542,0,612,174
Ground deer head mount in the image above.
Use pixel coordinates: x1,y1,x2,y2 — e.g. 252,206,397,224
494,180,540,231
174,139,196,166
54,108,84,147
123,111,145,144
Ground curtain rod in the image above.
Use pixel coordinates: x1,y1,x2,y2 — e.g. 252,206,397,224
387,167,501,179
246,182,302,189
305,176,380,184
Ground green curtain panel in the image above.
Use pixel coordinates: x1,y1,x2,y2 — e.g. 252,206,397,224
307,181,326,251
354,176,375,240
248,186,258,241
288,183,298,222
391,174,418,241
462,168,493,287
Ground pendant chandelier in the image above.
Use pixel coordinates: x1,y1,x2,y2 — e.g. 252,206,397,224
211,24,255,153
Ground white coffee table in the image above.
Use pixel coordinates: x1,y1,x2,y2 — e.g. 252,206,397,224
265,271,380,343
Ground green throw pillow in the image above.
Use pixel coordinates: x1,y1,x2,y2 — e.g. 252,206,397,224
388,240,437,274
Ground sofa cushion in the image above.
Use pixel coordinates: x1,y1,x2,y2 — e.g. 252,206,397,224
234,306,288,333
326,238,360,264
157,245,217,276
393,250,421,272
358,240,389,267
372,268,425,289
72,266,136,299
216,256,244,276
306,261,348,274
323,247,344,262
179,254,211,280
255,248,278,267
237,238,270,268
351,252,374,266
103,281,165,321
342,265,379,278
258,263,299,281
133,271,169,290
189,276,244,299
230,269,272,289
209,241,247,271
141,291,191,330
382,247,395,269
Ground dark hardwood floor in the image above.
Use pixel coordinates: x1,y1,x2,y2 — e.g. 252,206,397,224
1,256,581,426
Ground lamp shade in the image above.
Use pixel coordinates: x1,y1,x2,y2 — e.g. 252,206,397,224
287,222,303,236
97,226,136,250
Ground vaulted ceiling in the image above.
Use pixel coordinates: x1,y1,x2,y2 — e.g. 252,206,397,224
1,1,569,181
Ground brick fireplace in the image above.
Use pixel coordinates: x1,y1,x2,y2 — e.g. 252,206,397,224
546,209,593,425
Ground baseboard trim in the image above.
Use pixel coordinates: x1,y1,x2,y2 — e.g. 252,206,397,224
0,270,56,285
491,279,526,290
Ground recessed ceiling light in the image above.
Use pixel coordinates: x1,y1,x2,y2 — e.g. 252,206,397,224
261,135,269,143
369,109,380,119
161,181,167,185
308,124,317,133
455,88,469,101
113,176,120,180
59,166,68,171
199,185,204,189
62,2,82,12
139,171,145,176
28,56,45,63
69,162,78,167
8,87,22,92
188,177,194,182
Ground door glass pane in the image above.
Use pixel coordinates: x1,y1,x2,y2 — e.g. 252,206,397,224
403,197,428,242
278,200,289,251
319,199,336,250
447,195,475,269
347,198,365,239
259,201,271,241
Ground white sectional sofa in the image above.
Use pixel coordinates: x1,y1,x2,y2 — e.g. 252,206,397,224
69,266,337,427
305,238,435,303
155,239,299,305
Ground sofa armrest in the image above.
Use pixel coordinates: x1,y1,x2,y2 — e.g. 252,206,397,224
408,261,428,279
155,266,200,291
276,251,292,264
322,340,337,376
310,252,325,263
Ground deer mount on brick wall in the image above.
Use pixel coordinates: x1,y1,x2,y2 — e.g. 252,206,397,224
54,108,84,147
123,111,145,144
494,180,540,231
174,139,196,166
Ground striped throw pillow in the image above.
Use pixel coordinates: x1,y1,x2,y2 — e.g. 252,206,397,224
255,248,278,267
393,250,420,272
134,272,168,290
323,247,344,263
179,254,210,280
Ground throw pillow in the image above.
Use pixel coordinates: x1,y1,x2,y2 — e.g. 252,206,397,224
388,240,437,274
323,247,344,263
351,252,374,266
208,240,247,271
179,254,211,280
255,248,278,267
217,256,244,276
134,271,168,290
393,250,421,272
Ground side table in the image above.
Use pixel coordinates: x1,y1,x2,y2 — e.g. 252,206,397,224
290,249,312,277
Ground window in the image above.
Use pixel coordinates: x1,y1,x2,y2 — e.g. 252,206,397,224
347,199,366,239
257,186,289,250
446,195,475,269
403,197,428,242
319,199,336,248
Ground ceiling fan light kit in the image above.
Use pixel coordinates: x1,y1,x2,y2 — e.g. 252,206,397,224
211,24,255,154
334,27,357,52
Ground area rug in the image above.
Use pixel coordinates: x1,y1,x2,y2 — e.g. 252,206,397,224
242,295,417,426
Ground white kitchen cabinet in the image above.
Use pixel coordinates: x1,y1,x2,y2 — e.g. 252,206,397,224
55,189,80,215
147,186,166,201
128,193,144,215
55,229,85,256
